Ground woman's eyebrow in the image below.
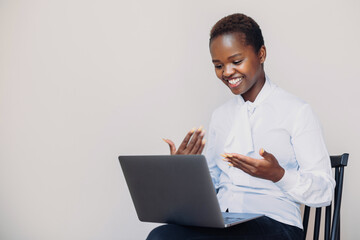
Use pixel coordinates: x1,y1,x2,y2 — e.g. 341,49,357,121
212,53,243,63
228,53,243,59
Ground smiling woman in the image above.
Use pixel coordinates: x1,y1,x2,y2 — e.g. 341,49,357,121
148,13,334,240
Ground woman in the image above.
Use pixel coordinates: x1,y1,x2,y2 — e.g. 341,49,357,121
151,13,335,240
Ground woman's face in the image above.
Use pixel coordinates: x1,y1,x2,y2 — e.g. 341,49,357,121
210,32,266,102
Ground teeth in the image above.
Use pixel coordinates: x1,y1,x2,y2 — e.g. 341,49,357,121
228,77,243,84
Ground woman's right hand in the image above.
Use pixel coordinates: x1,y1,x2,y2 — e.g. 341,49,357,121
162,126,206,155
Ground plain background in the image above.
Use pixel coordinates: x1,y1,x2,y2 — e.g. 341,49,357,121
0,0,359,239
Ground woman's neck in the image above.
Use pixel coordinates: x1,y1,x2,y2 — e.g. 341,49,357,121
241,74,266,102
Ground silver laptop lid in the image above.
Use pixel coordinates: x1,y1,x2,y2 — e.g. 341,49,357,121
119,155,225,228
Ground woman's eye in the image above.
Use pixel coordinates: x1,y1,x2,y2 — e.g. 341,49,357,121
214,65,222,69
233,60,243,65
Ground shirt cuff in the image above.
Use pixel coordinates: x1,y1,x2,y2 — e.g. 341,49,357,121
275,169,299,192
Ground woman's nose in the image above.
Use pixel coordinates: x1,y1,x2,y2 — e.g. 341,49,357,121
223,65,235,77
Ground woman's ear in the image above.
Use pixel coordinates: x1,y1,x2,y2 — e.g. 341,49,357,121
258,45,266,64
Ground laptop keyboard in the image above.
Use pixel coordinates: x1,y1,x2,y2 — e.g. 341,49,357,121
223,216,245,224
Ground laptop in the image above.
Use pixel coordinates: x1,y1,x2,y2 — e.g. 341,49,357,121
119,155,264,228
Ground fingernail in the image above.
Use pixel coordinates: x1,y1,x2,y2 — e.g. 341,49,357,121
220,154,227,158
222,158,228,161
226,154,233,158
260,148,264,154
198,125,203,132
162,138,167,142
202,139,206,144
190,127,196,133
200,130,205,136
228,163,233,167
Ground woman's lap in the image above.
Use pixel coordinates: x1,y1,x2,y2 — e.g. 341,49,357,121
146,216,303,240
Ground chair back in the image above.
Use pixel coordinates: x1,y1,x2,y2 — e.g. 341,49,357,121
302,153,349,240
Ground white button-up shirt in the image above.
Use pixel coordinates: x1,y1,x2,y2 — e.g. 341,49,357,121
205,76,335,229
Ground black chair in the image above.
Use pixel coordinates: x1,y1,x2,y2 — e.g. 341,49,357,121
302,153,349,240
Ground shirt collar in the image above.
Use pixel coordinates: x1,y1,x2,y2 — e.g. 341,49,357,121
236,75,276,108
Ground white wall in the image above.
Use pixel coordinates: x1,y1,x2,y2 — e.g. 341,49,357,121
0,0,359,239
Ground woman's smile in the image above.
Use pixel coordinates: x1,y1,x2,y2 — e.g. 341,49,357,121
225,76,244,88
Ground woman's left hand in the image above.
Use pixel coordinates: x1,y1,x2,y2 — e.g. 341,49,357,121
222,148,285,182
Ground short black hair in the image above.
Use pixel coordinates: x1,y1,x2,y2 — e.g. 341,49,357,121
210,13,264,53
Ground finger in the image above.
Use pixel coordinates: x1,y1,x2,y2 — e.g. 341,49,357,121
196,139,206,154
221,156,253,172
259,148,273,160
177,128,196,152
221,156,232,166
186,126,203,153
162,138,176,155
227,153,258,166
220,154,233,164
223,154,260,174
190,130,205,154
230,158,255,172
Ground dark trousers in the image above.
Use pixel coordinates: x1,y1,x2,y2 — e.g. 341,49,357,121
146,216,303,240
